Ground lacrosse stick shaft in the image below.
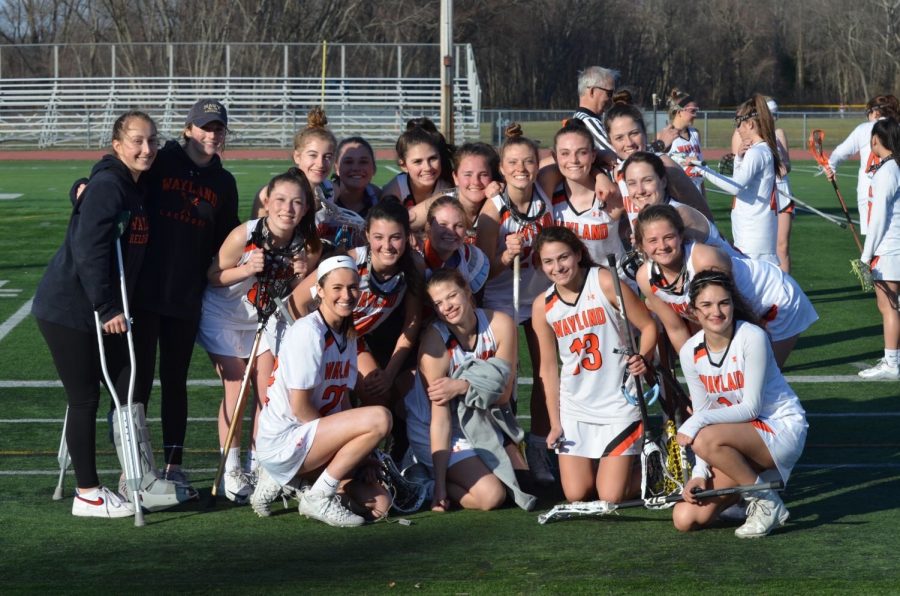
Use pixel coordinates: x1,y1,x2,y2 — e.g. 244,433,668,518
606,254,650,432
808,129,865,250
621,480,784,510
52,407,70,500
210,328,263,498
512,254,521,324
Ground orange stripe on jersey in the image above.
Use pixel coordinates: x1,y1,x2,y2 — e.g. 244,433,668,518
445,336,459,356
324,335,335,349
544,292,560,313
751,419,774,434
354,313,382,336
762,304,778,322
769,184,778,211
499,208,511,225
606,420,643,456
693,344,708,363
243,241,260,253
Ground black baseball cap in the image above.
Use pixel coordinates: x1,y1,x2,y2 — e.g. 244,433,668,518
186,99,228,127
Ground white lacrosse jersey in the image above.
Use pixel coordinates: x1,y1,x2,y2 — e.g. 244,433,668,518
667,127,705,190
403,309,499,425
862,159,900,265
258,309,357,433
544,267,640,424
828,119,882,234
352,246,407,336
482,188,554,323
550,182,625,263
423,239,490,294
678,321,806,442
730,142,778,258
647,241,817,341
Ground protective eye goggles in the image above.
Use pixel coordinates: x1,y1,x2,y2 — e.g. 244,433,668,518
681,107,700,115
866,104,886,116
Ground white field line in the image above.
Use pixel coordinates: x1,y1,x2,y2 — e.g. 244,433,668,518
0,374,883,390
385,165,401,174
0,297,33,342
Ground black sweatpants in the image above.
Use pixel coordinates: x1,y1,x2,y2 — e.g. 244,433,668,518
37,317,134,489
132,308,199,467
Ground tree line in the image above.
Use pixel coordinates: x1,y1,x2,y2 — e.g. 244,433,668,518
1,0,897,108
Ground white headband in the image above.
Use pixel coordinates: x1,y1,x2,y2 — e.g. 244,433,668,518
316,255,357,283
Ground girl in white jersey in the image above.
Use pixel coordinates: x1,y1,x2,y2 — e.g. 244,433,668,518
634,205,817,368
857,118,900,380
199,169,322,502
542,120,626,264
764,98,796,274
603,94,713,229
331,136,381,219
422,197,490,298
622,152,740,258
532,227,657,502
724,94,783,264
254,255,393,527
658,88,707,200
672,271,808,538
382,118,454,212
826,95,900,235
476,123,557,483
405,269,520,511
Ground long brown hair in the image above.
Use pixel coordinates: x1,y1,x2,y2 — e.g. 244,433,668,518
735,94,783,176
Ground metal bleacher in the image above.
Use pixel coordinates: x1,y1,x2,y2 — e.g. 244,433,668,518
0,42,482,148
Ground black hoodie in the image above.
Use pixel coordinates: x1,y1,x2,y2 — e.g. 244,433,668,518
32,155,150,331
134,140,239,320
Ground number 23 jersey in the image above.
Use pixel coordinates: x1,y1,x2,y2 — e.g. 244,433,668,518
544,267,639,424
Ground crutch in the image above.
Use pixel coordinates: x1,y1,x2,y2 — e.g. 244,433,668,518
52,407,70,500
95,212,144,526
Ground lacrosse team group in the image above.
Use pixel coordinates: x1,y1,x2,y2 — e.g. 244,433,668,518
32,66,900,537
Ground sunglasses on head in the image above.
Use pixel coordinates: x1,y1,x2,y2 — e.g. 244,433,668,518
866,105,885,116
682,107,700,114
733,112,757,128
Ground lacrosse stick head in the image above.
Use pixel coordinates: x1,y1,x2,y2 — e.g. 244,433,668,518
717,154,735,176
850,259,875,292
537,500,619,524
808,129,830,167
619,249,645,282
375,450,429,514
640,439,681,509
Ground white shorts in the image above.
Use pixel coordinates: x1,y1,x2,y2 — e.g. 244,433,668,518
256,418,320,486
196,322,257,358
764,274,819,342
556,415,642,459
872,254,900,282
406,411,478,469
753,413,807,485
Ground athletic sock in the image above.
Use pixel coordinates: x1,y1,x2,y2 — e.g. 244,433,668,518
884,349,899,368
310,470,340,497
244,450,258,473
224,447,241,472
76,487,100,500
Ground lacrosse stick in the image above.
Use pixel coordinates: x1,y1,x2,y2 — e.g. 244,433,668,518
499,187,545,323
808,129,864,251
374,450,430,514
606,253,679,505
318,197,366,249
95,211,144,526
807,129,873,291
670,153,848,228
52,407,71,500
538,480,784,524
208,246,290,505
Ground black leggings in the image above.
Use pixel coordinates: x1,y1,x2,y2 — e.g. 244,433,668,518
132,309,199,466
37,317,133,489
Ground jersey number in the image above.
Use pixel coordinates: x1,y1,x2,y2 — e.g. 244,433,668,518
320,384,348,416
568,333,603,375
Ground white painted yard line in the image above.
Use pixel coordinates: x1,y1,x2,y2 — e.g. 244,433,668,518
0,417,242,424
386,165,401,174
0,193,23,200
0,374,885,390
0,297,33,342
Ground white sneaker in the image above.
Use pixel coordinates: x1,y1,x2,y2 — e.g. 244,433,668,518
734,490,790,538
298,490,365,527
858,359,900,380
160,466,192,488
250,467,283,517
72,486,135,519
222,469,253,504
526,442,556,485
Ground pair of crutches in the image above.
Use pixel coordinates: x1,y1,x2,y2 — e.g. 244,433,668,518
53,213,145,526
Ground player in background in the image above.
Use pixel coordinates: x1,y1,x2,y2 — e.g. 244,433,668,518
572,65,619,155
857,117,900,380
657,87,707,200
673,271,807,538
825,95,900,235
532,227,656,503
254,255,393,527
